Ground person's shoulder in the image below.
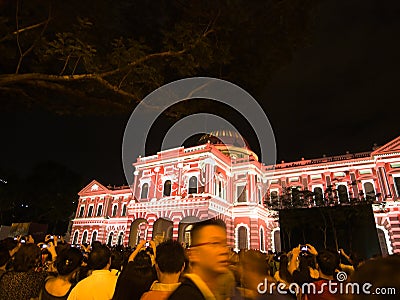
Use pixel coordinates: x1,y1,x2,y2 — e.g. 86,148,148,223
0,270,12,279
70,274,90,290
168,278,205,300
141,290,171,300
21,270,47,283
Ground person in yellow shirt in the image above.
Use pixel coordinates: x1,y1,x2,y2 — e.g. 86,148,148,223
67,244,117,300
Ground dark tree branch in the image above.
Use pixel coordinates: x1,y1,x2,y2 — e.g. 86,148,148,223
118,69,132,89
15,1,52,74
59,53,72,76
0,20,50,44
15,0,23,73
71,56,82,75
93,76,141,102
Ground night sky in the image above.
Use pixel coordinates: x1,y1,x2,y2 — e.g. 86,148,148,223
2,0,400,186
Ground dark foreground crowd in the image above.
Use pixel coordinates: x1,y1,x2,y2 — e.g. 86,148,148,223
0,219,399,300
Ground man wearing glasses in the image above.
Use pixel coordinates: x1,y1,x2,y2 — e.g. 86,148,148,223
169,219,230,300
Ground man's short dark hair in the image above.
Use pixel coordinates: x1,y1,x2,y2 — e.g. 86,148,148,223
317,250,340,276
91,240,102,250
13,244,41,272
110,249,124,271
190,218,226,246
156,240,185,274
87,244,111,270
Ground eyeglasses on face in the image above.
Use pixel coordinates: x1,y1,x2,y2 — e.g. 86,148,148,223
189,241,228,248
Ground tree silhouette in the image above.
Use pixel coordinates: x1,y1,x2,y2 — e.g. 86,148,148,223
0,0,319,115
266,181,380,211
268,182,382,252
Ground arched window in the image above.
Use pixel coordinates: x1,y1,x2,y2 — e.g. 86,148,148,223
107,232,114,246
260,228,265,252
121,204,127,216
87,205,93,217
140,183,149,199
237,185,247,202
117,232,124,246
82,231,88,244
337,185,348,203
363,182,375,200
112,205,118,217
270,190,278,202
314,187,323,204
238,226,248,250
91,231,97,244
96,204,103,217
78,206,85,218
189,176,197,194
394,176,400,197
163,180,171,196
72,231,79,245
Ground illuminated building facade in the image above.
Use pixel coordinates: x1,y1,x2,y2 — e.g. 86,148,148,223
70,134,400,254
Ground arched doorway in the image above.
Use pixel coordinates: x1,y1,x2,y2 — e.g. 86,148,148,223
72,231,79,245
117,232,124,246
237,226,249,250
82,230,88,244
178,216,201,244
260,227,265,252
272,228,281,253
182,224,193,247
107,232,114,246
376,226,392,256
129,218,148,247
91,231,97,244
152,218,173,241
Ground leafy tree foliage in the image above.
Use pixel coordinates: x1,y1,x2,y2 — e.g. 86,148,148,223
266,184,381,210
0,0,319,115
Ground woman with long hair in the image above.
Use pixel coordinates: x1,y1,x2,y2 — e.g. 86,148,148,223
39,246,83,300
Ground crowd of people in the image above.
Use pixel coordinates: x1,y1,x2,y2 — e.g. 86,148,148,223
0,219,399,300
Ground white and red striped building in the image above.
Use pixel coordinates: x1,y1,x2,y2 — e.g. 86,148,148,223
70,133,400,254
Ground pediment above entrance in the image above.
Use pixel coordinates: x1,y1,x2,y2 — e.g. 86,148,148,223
78,180,109,196
372,136,400,156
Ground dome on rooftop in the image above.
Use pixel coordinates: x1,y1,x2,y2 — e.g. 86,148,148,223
199,130,250,149
198,130,258,161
